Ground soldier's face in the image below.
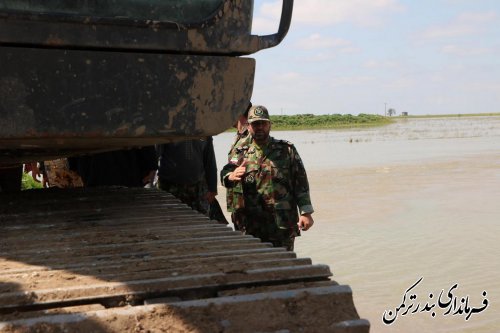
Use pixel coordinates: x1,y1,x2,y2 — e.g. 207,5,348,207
249,120,271,143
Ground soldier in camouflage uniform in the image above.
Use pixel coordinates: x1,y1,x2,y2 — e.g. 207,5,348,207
221,105,314,251
225,102,252,229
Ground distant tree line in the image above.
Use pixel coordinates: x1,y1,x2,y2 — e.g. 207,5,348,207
269,113,392,130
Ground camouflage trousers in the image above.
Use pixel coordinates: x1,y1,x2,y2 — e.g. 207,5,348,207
233,211,295,251
158,179,209,215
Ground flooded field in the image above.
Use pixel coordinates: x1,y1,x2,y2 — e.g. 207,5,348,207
213,116,500,333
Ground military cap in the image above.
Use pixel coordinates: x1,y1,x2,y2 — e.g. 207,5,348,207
247,105,270,123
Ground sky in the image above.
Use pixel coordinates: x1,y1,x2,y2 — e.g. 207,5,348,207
249,0,500,116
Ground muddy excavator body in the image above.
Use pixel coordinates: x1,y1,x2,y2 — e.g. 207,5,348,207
0,1,368,331
0,0,292,164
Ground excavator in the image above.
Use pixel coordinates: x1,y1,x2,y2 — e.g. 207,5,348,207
0,1,369,331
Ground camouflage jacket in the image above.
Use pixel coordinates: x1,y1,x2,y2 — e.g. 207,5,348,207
225,129,250,212
221,136,314,237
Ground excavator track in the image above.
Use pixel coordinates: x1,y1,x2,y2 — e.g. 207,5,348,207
0,187,368,332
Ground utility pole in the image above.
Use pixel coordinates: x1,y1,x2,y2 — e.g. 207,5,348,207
384,102,387,116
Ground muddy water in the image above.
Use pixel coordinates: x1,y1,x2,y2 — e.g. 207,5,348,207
213,116,500,333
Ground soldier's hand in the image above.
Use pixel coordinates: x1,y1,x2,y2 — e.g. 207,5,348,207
298,213,314,231
229,160,247,181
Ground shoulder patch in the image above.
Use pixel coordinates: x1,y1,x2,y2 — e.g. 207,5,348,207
270,139,294,153
274,139,294,146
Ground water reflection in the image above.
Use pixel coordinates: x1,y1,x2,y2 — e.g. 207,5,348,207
213,116,500,333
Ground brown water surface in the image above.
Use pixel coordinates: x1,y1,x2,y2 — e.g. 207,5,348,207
214,116,500,333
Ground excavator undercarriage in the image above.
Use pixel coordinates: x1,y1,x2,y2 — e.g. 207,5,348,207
1,187,368,332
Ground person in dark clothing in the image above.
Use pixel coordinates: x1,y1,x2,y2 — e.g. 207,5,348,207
69,146,157,187
156,137,223,219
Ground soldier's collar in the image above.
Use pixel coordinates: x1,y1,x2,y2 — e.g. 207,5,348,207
252,136,271,147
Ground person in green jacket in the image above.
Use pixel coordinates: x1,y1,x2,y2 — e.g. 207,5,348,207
225,102,252,229
221,105,314,251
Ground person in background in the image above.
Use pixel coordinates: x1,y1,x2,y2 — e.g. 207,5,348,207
225,102,252,229
156,138,220,218
221,105,314,251
231,102,252,151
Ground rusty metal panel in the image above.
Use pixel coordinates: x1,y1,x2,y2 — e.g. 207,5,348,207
0,0,253,54
0,1,293,55
0,47,255,163
0,1,294,165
